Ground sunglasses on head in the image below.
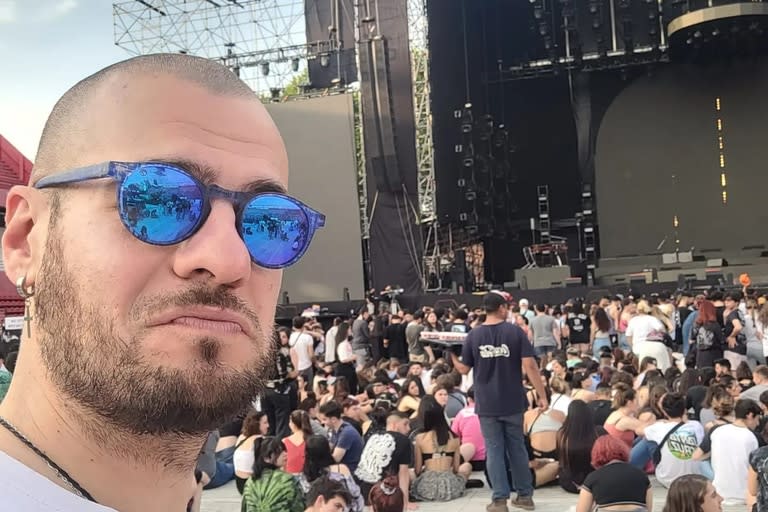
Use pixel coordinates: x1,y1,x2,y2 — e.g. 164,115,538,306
34,161,326,269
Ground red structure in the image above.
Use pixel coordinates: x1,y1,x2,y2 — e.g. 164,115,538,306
0,135,33,319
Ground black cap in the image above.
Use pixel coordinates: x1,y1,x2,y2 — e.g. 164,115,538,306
483,292,508,311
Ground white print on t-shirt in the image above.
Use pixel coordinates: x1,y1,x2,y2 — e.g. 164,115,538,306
667,430,698,458
354,433,395,484
479,345,510,358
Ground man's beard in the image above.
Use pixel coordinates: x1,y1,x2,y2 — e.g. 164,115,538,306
34,229,273,437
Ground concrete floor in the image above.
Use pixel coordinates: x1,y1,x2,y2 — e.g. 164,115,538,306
200,475,744,512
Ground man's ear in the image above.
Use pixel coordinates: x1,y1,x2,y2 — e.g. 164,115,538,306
2,185,47,287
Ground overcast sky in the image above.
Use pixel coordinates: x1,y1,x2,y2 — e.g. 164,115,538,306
0,0,131,160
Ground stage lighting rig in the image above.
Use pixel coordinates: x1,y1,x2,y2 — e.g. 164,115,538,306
666,1,768,59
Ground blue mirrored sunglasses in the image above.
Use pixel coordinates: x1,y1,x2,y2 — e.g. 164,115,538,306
33,161,326,269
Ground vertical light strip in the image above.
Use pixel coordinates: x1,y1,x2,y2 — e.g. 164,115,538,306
715,97,727,205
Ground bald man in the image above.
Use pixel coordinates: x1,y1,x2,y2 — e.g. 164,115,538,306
0,54,325,511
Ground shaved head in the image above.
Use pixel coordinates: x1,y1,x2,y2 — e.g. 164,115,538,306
32,53,256,182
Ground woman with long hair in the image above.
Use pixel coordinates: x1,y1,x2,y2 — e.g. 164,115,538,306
576,435,652,512
298,435,364,512
592,308,613,359
558,400,605,493
334,322,358,393
687,301,725,369
282,410,314,474
241,436,304,512
411,395,471,501
234,410,270,493
397,375,425,419
663,474,723,512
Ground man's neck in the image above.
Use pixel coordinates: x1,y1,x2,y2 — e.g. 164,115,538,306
0,348,199,512
484,314,505,325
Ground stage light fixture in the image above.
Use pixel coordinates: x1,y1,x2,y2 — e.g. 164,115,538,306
320,53,330,67
291,58,300,71
261,62,270,76
459,104,474,133
463,156,475,167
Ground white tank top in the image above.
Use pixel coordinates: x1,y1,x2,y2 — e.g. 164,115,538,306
233,446,255,474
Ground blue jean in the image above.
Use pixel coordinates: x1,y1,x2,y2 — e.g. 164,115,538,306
618,334,631,352
629,438,657,469
203,461,234,490
534,345,555,358
700,460,714,480
479,414,533,500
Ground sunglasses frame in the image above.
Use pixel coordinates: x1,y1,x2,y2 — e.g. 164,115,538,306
33,161,326,269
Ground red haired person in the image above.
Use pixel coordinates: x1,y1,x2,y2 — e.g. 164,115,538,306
576,435,653,512
369,475,405,512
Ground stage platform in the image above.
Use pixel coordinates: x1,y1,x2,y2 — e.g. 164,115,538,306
274,254,768,323
595,252,768,288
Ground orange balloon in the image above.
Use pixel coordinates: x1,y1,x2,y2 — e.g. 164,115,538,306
740,273,751,286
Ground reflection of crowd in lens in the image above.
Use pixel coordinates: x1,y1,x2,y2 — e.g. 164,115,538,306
241,210,309,258
123,179,200,229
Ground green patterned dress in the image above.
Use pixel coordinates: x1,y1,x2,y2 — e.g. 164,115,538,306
241,468,305,512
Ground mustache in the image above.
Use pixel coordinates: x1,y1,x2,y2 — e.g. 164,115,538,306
131,285,261,331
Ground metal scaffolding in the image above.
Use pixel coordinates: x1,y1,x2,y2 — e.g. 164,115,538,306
112,0,309,95
353,89,369,240
407,0,435,225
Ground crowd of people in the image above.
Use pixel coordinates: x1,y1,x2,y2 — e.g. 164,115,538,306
183,285,768,512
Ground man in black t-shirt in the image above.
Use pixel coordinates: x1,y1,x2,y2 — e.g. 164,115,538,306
451,292,547,512
383,314,408,362
354,412,413,507
588,384,613,426
723,292,747,367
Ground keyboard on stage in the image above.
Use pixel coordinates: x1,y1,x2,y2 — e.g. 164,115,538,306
418,331,468,350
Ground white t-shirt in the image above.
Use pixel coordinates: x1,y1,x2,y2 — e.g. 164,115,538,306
711,423,759,504
626,315,664,355
337,340,354,363
289,331,314,371
643,420,704,488
0,450,116,511
325,326,339,364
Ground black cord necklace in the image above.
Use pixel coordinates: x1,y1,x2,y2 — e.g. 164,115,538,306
0,415,97,503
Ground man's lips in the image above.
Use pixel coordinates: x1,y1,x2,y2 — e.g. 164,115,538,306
148,307,251,336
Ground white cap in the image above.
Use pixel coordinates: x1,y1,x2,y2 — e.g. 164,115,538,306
519,298,529,306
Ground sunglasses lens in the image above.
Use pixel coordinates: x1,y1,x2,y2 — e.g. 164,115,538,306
119,164,204,244
241,194,309,268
